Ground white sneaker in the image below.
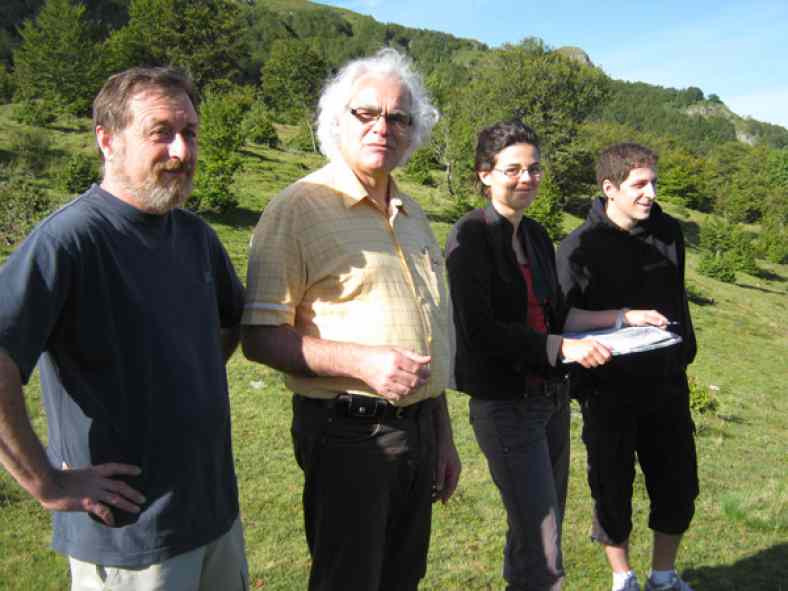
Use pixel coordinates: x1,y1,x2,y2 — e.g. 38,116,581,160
614,574,641,591
644,573,694,591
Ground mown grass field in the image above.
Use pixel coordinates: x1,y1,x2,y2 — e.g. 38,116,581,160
1,107,787,590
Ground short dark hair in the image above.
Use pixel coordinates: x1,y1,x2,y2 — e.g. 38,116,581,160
474,120,540,197
93,66,198,138
595,142,657,191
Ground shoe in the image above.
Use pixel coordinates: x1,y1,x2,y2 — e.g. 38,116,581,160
614,575,641,591
644,573,694,591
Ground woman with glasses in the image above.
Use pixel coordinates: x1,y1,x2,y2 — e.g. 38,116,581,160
445,120,667,591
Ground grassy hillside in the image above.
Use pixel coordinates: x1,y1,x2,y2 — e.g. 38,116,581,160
1,110,787,590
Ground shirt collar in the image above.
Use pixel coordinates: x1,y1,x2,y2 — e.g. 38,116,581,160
331,159,409,215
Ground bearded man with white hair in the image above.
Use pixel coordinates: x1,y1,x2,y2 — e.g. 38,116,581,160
242,49,461,591
0,66,247,589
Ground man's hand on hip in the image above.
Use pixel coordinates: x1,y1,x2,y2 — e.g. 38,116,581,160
41,463,145,527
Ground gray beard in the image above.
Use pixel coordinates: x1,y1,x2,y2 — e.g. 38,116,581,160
134,174,192,215
114,168,193,215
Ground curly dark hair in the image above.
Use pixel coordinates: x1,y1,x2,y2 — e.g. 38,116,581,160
474,120,540,197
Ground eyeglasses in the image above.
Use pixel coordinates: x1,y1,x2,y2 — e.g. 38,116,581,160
493,164,544,179
348,107,413,131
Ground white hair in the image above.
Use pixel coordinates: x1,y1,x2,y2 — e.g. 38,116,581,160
316,48,439,166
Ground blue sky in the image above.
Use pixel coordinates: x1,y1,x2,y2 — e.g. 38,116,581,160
317,0,788,129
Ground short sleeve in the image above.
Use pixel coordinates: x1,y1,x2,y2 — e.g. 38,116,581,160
206,226,244,329
0,229,73,383
242,194,307,326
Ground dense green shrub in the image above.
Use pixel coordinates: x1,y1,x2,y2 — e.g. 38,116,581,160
688,376,719,415
190,90,246,212
527,170,564,241
10,128,53,171
697,216,758,281
243,103,279,147
11,100,56,127
192,154,242,213
0,65,14,104
199,91,246,155
59,153,100,194
757,220,788,264
404,147,437,187
12,0,103,116
697,251,737,283
0,170,54,246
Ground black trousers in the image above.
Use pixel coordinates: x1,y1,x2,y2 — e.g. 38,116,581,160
581,389,699,545
291,395,437,591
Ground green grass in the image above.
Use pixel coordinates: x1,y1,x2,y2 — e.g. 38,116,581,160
1,109,787,590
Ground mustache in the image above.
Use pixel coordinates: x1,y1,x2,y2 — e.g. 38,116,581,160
156,158,194,174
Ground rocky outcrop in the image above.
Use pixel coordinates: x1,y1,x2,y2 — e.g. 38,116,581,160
554,46,595,67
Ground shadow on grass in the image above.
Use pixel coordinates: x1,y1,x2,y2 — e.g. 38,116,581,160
240,148,269,162
736,283,787,296
200,206,261,229
687,285,715,306
717,414,747,425
750,267,785,282
0,148,14,166
426,210,461,224
683,542,788,591
48,124,90,134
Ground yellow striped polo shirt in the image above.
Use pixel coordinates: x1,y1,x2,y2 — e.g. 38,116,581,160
242,160,450,405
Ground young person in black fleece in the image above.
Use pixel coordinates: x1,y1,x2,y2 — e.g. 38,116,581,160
557,143,698,591
446,122,667,591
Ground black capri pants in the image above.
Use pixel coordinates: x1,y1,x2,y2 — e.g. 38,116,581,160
581,388,699,545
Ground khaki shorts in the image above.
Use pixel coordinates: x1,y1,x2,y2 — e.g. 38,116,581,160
69,517,248,591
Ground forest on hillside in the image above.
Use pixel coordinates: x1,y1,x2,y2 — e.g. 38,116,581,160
1,0,787,276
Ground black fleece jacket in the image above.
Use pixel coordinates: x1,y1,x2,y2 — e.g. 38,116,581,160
557,197,696,400
446,204,568,400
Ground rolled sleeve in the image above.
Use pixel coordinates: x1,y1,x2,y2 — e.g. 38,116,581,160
242,194,305,327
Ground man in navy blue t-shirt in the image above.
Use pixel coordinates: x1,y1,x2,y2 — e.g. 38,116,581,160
0,67,248,589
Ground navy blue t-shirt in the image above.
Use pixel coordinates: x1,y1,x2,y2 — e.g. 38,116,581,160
0,185,244,567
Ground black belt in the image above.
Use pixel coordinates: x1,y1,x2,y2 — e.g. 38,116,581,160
295,393,428,420
523,376,569,398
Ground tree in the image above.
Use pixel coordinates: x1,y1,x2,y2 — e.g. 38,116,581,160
243,102,279,148
442,41,610,200
12,0,103,115
527,169,564,240
766,148,788,189
260,39,327,117
0,64,14,103
704,142,769,222
260,39,328,151
697,216,758,282
191,90,245,212
105,0,245,92
658,148,711,211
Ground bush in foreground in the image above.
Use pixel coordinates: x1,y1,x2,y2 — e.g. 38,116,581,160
243,103,279,148
9,128,54,172
59,153,100,194
0,170,54,246
688,376,719,415
11,100,57,127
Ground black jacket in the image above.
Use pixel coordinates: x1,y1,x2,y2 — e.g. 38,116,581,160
556,197,697,400
446,204,568,400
